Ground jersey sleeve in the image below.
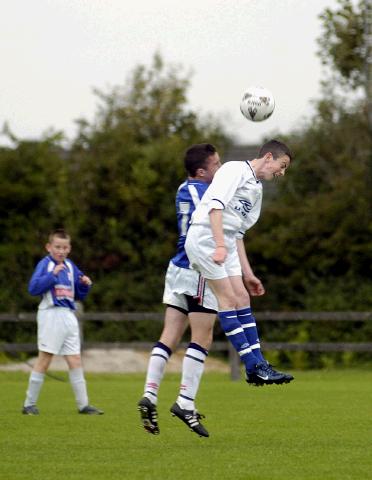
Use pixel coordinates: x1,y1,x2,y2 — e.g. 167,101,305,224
28,259,57,296
72,263,91,300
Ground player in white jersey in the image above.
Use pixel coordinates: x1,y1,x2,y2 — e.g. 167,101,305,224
138,144,221,437
22,229,103,415
185,139,294,387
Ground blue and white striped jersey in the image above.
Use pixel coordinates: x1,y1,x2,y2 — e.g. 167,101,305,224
28,255,91,310
171,179,210,269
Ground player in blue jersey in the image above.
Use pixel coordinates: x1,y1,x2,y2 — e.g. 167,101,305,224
22,229,103,415
138,143,221,437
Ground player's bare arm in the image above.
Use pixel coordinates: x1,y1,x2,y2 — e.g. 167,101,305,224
236,238,265,296
209,208,227,265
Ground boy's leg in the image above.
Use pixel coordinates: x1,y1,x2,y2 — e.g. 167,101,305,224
143,307,188,405
64,354,103,414
23,351,53,414
65,354,88,409
229,276,294,383
23,308,62,413
207,277,259,371
175,309,214,410
208,277,286,385
236,306,266,363
138,306,188,435
171,309,214,438
62,310,103,414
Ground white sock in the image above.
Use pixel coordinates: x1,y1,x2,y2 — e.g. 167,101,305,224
177,343,207,411
24,371,45,407
143,343,171,405
69,367,88,410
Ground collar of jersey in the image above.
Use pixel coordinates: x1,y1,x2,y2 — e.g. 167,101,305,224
188,180,210,185
245,161,260,184
47,255,68,265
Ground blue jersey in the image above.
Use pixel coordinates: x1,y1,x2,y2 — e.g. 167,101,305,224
171,179,210,269
28,255,91,310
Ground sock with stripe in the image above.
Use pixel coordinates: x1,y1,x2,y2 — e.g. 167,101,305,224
218,309,258,373
143,341,171,405
24,371,45,407
237,306,265,363
176,342,208,411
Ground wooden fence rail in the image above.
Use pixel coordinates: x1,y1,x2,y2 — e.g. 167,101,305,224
1,311,372,379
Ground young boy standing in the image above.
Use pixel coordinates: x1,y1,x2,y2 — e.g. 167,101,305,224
22,229,103,415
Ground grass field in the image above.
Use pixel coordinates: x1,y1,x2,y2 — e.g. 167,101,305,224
0,370,371,480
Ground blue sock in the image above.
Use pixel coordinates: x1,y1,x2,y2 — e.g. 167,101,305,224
218,309,258,372
237,306,265,363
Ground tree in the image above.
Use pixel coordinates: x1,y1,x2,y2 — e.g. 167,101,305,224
318,0,372,134
318,0,368,90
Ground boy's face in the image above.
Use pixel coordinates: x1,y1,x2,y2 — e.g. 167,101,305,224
263,153,291,181
46,237,71,263
200,152,222,183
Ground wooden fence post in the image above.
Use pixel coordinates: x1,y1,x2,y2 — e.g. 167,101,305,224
228,343,241,381
75,302,84,350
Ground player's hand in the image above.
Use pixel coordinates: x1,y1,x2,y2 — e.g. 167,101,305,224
212,245,227,265
79,275,93,286
53,264,66,275
243,275,265,296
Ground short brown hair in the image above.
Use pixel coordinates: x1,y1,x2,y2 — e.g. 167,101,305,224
258,139,292,162
184,143,217,176
48,228,70,243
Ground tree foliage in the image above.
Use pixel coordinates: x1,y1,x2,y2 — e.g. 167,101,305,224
317,0,368,90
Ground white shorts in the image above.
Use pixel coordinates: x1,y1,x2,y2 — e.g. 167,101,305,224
185,225,242,280
37,307,81,355
162,261,218,312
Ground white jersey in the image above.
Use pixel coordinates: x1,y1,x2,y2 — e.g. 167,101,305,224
190,161,262,239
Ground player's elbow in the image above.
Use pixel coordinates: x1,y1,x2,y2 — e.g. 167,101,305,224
28,283,40,296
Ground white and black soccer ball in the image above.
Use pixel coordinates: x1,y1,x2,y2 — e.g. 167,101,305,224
240,86,275,122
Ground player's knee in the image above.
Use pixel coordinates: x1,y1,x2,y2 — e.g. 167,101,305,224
236,290,251,307
217,294,238,311
65,354,82,369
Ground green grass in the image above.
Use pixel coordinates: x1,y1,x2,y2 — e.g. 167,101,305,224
0,370,371,480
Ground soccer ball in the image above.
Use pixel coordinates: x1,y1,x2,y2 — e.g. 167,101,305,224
240,86,275,122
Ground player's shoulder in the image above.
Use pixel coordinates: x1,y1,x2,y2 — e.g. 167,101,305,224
32,255,54,274
218,160,252,177
177,179,209,199
218,161,259,187
37,255,53,267
177,180,188,193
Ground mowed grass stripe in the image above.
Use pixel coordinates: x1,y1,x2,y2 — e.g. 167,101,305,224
0,370,370,480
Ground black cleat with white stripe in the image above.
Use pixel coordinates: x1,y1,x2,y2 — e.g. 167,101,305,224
138,397,159,435
170,402,209,438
